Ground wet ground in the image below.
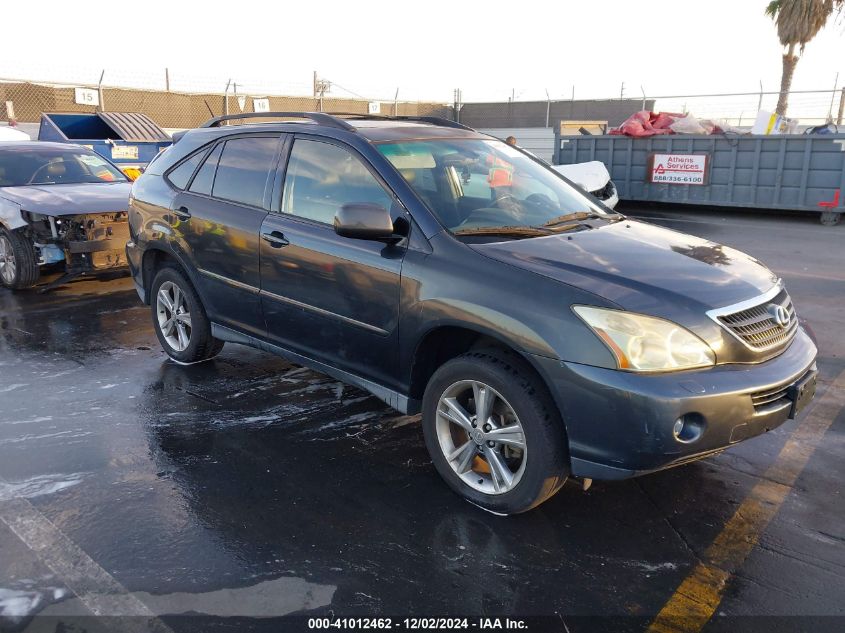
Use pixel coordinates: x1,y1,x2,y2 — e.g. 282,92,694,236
0,208,843,632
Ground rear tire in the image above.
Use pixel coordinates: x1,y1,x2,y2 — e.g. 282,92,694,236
0,228,39,290
150,266,224,364
422,348,569,515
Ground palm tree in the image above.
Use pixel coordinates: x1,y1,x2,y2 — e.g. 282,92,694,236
765,0,842,115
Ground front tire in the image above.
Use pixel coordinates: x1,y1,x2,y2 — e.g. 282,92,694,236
422,349,570,515
0,228,39,290
150,266,224,364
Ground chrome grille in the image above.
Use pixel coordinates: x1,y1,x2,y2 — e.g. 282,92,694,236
716,288,798,352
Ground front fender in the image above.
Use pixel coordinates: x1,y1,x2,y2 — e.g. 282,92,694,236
0,196,25,230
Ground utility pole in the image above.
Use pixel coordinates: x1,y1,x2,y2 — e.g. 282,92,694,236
837,88,845,126
223,79,231,122
312,75,331,113
827,72,840,122
165,68,170,92
97,70,105,112
620,82,625,99
544,88,551,128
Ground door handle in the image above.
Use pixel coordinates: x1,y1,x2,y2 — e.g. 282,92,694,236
173,206,192,220
261,230,290,248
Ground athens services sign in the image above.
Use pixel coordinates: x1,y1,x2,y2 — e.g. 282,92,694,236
648,153,709,185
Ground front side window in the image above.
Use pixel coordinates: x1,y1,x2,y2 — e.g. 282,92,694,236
211,136,279,208
0,148,127,187
282,139,393,225
377,139,616,234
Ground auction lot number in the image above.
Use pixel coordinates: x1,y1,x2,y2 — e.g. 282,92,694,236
308,617,527,630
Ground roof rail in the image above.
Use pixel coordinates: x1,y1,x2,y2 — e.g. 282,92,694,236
394,116,475,131
326,112,475,131
200,111,355,131
199,111,476,133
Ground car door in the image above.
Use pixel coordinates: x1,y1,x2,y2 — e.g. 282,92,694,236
259,136,406,389
170,133,283,337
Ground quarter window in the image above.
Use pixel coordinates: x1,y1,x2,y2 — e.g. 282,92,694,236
282,139,392,224
211,136,279,208
189,143,222,196
167,150,205,190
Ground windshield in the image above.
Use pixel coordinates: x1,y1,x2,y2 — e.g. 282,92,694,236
0,148,128,187
377,138,617,234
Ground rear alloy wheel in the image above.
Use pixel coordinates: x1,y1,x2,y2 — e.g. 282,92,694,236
150,266,224,364
0,228,39,290
157,280,193,352
422,349,570,515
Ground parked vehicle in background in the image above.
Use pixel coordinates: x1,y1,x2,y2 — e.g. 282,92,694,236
127,112,817,514
0,142,131,290
0,126,31,142
552,160,619,209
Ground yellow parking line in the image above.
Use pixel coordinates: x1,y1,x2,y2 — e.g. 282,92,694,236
648,368,845,633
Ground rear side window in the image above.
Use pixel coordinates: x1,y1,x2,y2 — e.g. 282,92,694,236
282,139,392,224
167,150,205,190
211,136,279,208
189,144,222,196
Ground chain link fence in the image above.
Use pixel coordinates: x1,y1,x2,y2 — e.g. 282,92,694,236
3,74,843,133
0,78,453,130
457,90,845,130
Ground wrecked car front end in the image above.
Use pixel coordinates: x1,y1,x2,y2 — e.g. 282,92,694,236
0,142,132,290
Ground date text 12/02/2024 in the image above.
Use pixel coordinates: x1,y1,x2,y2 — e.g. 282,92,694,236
307,617,528,630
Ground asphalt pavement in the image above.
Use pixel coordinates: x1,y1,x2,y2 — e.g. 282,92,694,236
0,207,843,632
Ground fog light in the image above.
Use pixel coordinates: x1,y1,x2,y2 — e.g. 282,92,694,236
672,414,704,443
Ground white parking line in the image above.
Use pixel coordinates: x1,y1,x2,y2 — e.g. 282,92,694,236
0,489,174,632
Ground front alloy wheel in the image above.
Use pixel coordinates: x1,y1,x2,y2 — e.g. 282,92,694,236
436,380,527,495
422,349,570,515
156,280,192,351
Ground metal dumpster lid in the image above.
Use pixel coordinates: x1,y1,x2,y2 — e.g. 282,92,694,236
97,112,170,142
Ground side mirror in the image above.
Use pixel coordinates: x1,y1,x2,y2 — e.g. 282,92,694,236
333,203,395,241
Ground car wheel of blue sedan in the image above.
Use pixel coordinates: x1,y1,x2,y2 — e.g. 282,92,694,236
0,228,39,290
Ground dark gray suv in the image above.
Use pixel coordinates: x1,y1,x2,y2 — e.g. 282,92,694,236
126,112,818,514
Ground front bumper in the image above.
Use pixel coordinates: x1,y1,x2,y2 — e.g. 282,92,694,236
531,328,818,480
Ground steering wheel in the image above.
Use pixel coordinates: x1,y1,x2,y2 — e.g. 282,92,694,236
26,163,58,184
492,192,519,207
525,193,555,209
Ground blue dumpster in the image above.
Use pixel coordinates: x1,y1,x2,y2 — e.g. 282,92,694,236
38,112,171,179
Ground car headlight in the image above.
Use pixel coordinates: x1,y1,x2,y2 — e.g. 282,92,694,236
573,306,715,372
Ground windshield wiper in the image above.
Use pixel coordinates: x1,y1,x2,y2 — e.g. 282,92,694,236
452,225,553,238
540,211,599,228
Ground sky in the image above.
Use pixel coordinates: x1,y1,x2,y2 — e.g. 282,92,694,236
3,0,843,110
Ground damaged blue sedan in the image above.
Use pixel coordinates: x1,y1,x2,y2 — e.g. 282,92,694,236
0,141,131,290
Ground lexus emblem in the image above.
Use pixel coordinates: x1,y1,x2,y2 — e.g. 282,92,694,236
769,304,791,329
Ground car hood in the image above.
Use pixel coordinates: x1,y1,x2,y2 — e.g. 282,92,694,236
552,161,610,192
0,182,132,217
471,220,778,314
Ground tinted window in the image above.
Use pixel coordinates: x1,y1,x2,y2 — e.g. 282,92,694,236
189,144,222,196
167,150,205,190
211,136,279,208
282,140,392,224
